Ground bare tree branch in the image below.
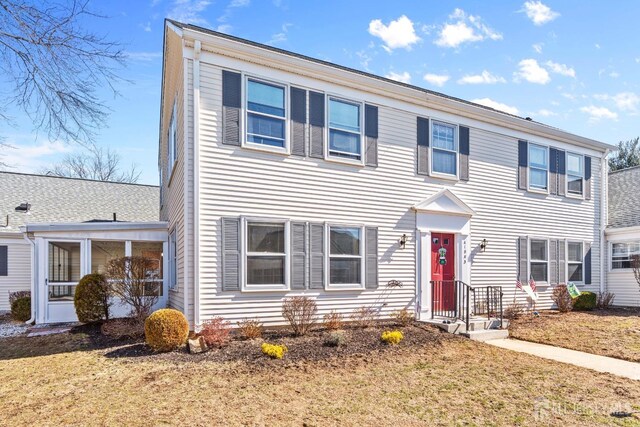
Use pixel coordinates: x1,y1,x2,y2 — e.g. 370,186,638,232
0,0,126,145
40,143,140,183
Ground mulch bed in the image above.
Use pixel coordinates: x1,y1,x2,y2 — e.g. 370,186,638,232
98,321,456,367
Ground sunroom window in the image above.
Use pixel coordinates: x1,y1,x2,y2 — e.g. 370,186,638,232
246,79,286,148
431,122,457,176
529,144,548,190
567,153,584,196
612,241,640,269
328,97,362,161
568,241,583,282
246,222,287,287
529,239,548,282
329,226,363,287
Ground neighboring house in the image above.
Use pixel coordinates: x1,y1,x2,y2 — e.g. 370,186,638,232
605,166,640,306
158,19,614,328
0,172,163,322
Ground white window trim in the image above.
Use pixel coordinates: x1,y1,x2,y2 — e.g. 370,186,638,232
167,100,178,184
325,223,366,291
566,151,585,200
527,143,549,194
242,75,290,155
240,216,291,292
529,237,549,285
168,229,178,291
566,240,585,285
609,240,640,272
429,119,459,181
325,95,365,167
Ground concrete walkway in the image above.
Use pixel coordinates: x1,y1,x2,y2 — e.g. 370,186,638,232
487,339,640,381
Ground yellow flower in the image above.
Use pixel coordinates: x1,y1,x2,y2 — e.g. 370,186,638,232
381,330,404,345
261,342,288,359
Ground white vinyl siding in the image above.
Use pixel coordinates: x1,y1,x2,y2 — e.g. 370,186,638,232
0,238,31,312
168,101,177,179
169,229,178,290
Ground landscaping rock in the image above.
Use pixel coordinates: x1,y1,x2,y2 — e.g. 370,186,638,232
189,336,208,354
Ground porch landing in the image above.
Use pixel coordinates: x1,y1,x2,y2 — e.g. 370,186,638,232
422,317,509,342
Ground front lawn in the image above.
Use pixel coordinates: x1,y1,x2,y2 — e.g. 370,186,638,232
509,308,640,362
1,324,639,426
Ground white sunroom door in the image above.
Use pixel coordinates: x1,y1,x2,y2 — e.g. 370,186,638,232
46,240,85,323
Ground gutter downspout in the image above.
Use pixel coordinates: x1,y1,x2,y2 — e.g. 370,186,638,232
22,228,36,324
193,39,201,329
599,149,609,294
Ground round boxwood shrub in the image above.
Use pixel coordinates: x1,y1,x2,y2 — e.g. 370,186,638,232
572,291,597,311
74,273,111,323
144,309,189,352
11,296,31,322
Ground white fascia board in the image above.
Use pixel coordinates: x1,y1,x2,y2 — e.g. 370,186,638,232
23,221,169,233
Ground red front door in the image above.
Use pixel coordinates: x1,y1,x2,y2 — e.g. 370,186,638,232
431,233,455,312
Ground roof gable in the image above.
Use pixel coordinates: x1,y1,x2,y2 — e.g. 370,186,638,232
413,189,475,217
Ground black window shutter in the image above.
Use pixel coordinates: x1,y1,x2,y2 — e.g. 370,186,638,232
309,91,325,159
222,70,242,146
459,126,470,181
518,237,528,282
221,217,240,291
417,117,430,176
290,87,307,157
584,242,592,284
518,140,528,190
557,150,567,196
549,148,558,195
365,227,379,289
309,223,325,289
584,157,592,200
364,104,378,167
549,239,559,285
290,222,308,290
0,246,7,276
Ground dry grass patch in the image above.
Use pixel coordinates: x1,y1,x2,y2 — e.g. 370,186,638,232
1,327,640,426
510,308,640,362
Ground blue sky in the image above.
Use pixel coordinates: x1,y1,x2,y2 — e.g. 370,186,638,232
1,0,639,184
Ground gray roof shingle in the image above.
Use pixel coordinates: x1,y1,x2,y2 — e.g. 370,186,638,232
0,172,159,233
608,165,640,229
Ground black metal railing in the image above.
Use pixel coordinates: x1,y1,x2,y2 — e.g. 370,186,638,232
430,280,504,330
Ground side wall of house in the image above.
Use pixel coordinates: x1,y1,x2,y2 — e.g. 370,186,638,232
606,230,640,307
189,50,604,326
0,236,31,312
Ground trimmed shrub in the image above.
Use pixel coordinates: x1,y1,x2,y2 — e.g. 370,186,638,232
237,318,263,340
261,342,288,359
324,331,347,347
282,296,317,336
551,285,572,313
572,291,597,311
10,295,31,322
199,316,231,348
74,273,111,323
144,309,189,352
322,310,344,331
350,305,378,328
596,292,615,309
391,308,414,326
504,302,525,320
9,290,30,305
381,330,404,345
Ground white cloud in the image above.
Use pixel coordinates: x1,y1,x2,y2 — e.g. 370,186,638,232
0,139,75,171
609,71,620,78
514,59,550,84
368,15,421,52
580,105,618,121
545,61,576,77
533,108,557,117
522,1,560,26
386,71,412,84
167,0,212,25
435,8,502,48
457,70,506,85
140,21,152,32
267,23,292,45
532,43,543,54
125,51,162,61
472,98,519,115
613,92,640,111
423,73,450,87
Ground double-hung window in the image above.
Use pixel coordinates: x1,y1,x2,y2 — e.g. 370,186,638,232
567,241,583,282
167,101,177,178
328,97,362,161
528,144,548,191
245,221,288,289
431,122,458,176
529,239,548,282
246,78,287,149
168,229,177,290
611,241,640,269
328,226,364,288
567,153,584,196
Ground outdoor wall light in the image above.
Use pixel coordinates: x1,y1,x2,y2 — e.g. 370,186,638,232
399,234,407,249
480,238,488,253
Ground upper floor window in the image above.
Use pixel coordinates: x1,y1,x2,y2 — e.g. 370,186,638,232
567,153,584,196
245,221,288,290
611,241,640,269
328,226,364,288
567,241,583,282
246,78,286,149
167,101,177,178
431,122,458,176
328,97,362,161
528,144,548,191
529,239,548,282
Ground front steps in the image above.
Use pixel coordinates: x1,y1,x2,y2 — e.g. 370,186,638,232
423,317,509,342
